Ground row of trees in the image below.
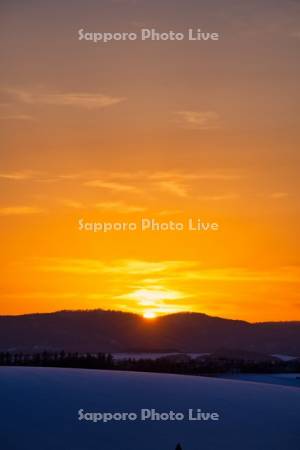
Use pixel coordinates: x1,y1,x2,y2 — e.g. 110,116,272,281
0,351,299,375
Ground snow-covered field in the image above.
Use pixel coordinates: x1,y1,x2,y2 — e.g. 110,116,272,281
0,367,300,450
218,373,300,388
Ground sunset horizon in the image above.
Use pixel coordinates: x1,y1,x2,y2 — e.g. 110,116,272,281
2,306,299,325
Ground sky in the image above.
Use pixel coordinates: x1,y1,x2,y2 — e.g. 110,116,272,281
0,0,300,321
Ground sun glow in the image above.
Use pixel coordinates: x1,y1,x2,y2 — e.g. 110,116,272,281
143,311,157,319
117,286,190,317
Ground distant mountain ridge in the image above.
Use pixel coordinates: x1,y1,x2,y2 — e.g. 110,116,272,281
0,309,300,355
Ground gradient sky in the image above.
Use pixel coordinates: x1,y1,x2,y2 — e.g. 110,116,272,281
1,0,300,321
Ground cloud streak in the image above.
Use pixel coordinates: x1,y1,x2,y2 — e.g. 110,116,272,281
36,258,196,276
0,171,35,180
0,206,45,216
175,110,220,130
0,114,34,121
155,180,188,197
84,180,139,192
5,88,126,109
95,201,146,213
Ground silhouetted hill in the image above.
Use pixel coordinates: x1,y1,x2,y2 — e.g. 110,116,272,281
0,310,299,355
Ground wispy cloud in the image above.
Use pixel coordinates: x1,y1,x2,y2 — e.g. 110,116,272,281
2,291,114,302
86,171,234,198
175,110,220,130
0,169,242,209
0,114,34,121
95,201,146,213
116,287,185,302
179,267,300,283
269,192,289,199
158,209,183,216
155,180,188,197
198,194,239,201
0,171,36,181
0,169,241,185
106,260,195,275
148,170,241,181
115,287,191,315
5,88,126,109
36,258,195,276
84,180,139,193
59,199,85,209
0,206,45,216
38,258,106,274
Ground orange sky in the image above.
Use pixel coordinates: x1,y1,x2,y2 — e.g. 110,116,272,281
0,0,300,321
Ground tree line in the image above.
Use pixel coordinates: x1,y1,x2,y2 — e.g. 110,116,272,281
0,351,299,375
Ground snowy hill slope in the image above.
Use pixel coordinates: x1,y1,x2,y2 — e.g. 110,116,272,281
0,367,299,450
